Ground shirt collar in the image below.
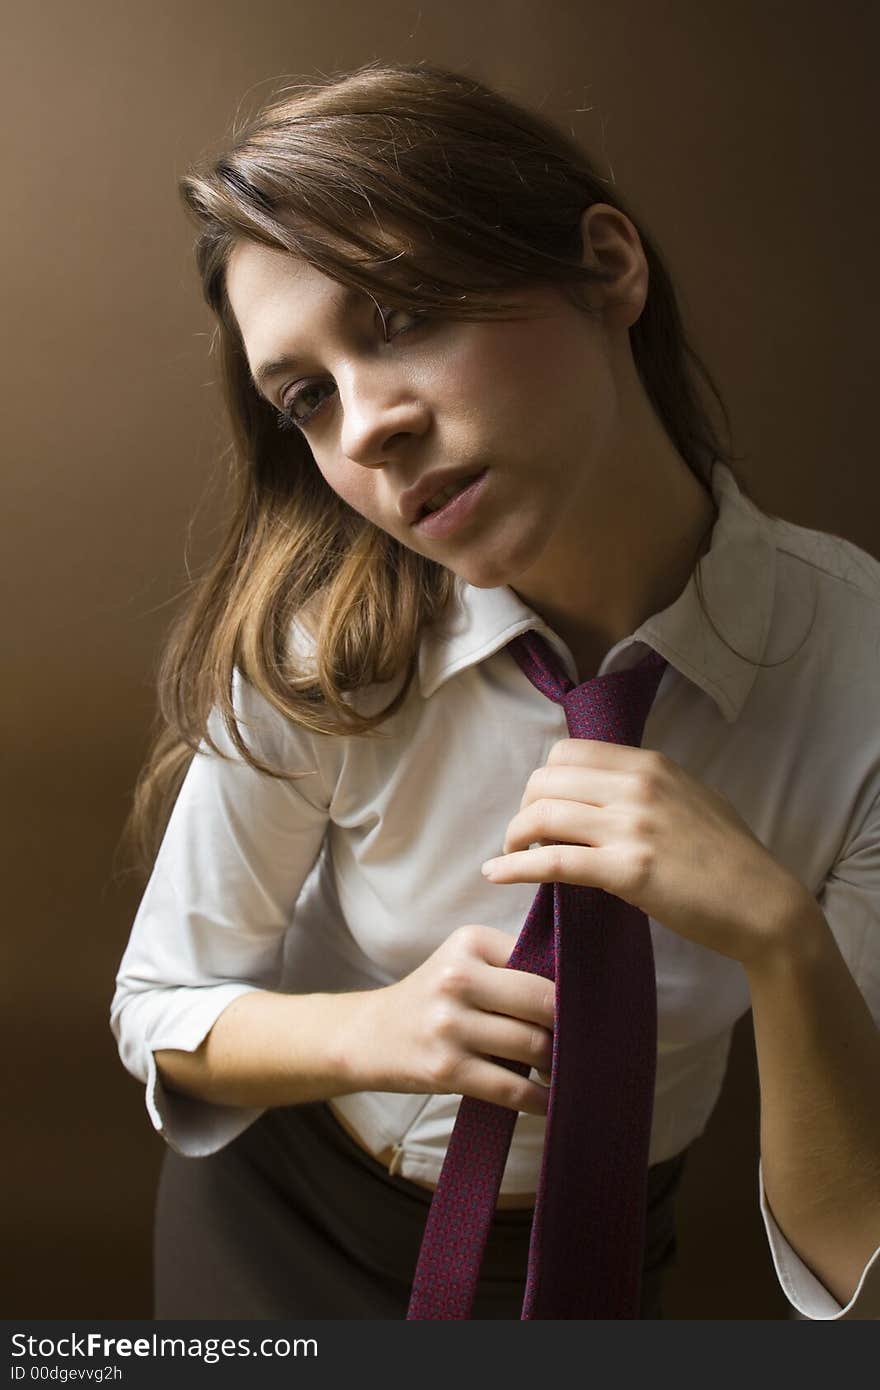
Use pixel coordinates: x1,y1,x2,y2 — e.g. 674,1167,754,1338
417,461,777,723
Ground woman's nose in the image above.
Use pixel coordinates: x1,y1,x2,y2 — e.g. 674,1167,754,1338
338,375,430,468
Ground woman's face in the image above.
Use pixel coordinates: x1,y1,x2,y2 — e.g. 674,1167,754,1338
225,237,625,590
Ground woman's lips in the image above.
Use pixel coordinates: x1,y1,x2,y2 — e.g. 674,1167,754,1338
413,468,489,540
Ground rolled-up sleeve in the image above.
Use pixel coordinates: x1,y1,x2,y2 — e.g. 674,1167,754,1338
110,668,332,1156
759,791,880,1319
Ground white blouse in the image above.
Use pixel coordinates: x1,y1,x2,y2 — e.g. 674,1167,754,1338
111,461,880,1319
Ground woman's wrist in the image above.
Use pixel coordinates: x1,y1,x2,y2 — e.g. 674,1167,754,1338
327,983,399,1095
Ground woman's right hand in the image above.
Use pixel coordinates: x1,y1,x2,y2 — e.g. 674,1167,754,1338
341,925,556,1116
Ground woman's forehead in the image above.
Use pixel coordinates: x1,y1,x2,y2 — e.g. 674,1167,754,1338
226,239,316,295
224,228,410,319
225,243,365,385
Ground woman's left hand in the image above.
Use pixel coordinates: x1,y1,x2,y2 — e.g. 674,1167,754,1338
480,739,816,968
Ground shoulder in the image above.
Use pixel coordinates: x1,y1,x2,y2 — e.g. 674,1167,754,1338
765,512,880,607
756,515,880,767
207,665,321,768
285,596,417,723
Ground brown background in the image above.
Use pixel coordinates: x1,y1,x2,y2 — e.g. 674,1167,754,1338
2,0,877,1318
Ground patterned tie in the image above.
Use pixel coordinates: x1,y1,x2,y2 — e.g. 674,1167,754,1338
407,630,669,1319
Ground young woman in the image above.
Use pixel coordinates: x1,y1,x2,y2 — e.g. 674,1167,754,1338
112,59,880,1320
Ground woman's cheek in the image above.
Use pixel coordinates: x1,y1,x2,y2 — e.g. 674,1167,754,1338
314,458,372,517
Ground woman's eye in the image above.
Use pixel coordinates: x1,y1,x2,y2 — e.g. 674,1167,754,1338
379,305,427,338
275,305,429,432
277,381,333,431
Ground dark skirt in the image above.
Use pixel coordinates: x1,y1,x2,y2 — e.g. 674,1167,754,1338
154,1100,689,1320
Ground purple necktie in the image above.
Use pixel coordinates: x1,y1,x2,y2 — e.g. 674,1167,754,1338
407,630,669,1319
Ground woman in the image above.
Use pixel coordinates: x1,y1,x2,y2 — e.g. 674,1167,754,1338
112,59,880,1320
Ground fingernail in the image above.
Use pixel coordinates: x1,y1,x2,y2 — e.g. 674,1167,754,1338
481,859,499,877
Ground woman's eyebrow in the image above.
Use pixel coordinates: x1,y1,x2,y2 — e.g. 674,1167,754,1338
251,352,304,397
250,285,370,398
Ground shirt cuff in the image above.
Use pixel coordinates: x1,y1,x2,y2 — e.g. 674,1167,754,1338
138,985,269,1157
758,1157,880,1319
145,1049,267,1157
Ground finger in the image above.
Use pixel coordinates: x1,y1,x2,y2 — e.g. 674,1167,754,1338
482,843,611,888
446,925,556,1025
467,959,556,1030
502,798,606,854
546,738,648,768
519,764,620,812
457,1011,553,1074
454,1056,551,1116
448,922,532,969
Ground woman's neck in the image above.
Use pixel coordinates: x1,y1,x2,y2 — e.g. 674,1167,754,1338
511,444,717,682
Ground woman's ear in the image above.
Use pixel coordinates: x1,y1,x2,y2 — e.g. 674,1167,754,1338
578,203,649,330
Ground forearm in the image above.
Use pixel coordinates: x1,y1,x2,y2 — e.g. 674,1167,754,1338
745,897,880,1307
153,987,377,1108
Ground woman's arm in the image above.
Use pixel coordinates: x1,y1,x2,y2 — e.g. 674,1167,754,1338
153,988,375,1107
153,924,556,1116
746,900,880,1310
111,669,337,1143
483,736,880,1315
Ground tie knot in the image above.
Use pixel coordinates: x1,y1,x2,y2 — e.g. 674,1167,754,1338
507,629,668,747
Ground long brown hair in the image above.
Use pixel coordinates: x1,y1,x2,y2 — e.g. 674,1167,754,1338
123,58,742,874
